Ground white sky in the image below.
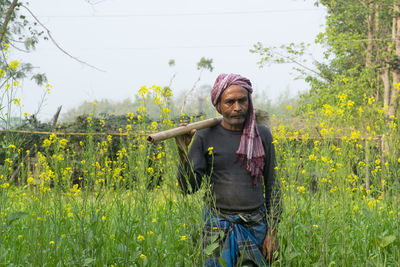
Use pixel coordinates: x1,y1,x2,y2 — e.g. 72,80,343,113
11,0,327,120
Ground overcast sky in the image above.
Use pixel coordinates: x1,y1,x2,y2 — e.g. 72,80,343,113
12,0,327,120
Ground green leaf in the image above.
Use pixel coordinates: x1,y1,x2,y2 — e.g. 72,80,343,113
203,242,219,256
83,257,95,266
210,233,219,244
118,243,127,253
379,235,396,248
218,256,227,267
5,211,28,226
219,230,225,240
286,251,300,261
31,73,47,86
156,234,162,245
131,251,141,260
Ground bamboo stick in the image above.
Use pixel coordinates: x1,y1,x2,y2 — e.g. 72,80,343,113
146,116,222,143
147,109,270,143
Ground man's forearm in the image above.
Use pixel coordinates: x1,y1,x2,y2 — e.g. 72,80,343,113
177,160,202,194
177,147,188,163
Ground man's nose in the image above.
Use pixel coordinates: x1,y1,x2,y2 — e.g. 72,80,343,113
233,101,241,111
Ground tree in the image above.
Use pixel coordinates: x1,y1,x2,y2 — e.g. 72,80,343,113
252,0,400,125
0,0,47,84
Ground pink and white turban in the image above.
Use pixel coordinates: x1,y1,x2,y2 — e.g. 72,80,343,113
211,73,265,184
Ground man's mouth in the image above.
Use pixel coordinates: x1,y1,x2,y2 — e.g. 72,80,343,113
231,114,245,119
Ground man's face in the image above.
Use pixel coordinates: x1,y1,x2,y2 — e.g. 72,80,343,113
219,84,249,131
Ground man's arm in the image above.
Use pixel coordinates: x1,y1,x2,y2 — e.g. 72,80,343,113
261,128,281,262
263,139,281,230
175,123,206,194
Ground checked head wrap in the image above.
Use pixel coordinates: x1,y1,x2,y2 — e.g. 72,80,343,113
211,73,264,184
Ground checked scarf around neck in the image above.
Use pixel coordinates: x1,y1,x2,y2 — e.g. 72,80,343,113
211,73,265,184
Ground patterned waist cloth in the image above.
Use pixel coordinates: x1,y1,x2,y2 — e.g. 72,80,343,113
202,206,268,267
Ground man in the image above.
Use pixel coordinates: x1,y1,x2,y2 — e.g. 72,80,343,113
176,73,281,266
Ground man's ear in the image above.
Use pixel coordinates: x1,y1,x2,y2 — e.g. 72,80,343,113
215,103,221,114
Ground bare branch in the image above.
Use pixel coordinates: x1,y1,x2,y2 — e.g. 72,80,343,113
9,42,30,53
168,72,176,88
85,0,109,5
52,106,62,126
272,50,324,80
180,70,203,114
21,4,106,73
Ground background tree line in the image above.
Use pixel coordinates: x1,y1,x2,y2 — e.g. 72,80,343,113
253,0,400,132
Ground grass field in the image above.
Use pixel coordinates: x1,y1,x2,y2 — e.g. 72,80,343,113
0,86,399,266
0,127,398,266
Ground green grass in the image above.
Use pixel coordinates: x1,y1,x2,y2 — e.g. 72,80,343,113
0,130,398,266
0,84,399,266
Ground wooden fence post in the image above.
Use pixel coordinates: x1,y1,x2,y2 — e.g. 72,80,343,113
365,139,370,191
381,135,386,196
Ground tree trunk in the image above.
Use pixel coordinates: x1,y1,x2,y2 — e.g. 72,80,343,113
365,140,370,191
365,2,374,67
389,3,400,117
377,1,391,115
381,67,391,110
380,136,386,196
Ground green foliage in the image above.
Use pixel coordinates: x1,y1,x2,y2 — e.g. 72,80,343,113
197,57,213,72
0,1,48,85
0,1,45,48
252,0,400,132
251,42,308,66
272,127,400,265
0,79,399,265
299,0,397,127
62,99,135,122
0,116,399,265
0,2,50,135
252,88,301,121
4,211,28,227
30,73,47,86
251,42,314,81
168,59,175,67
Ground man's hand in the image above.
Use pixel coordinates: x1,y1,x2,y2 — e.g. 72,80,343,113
262,228,279,263
174,122,196,161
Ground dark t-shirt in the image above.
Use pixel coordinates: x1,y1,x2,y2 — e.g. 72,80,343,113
178,123,281,223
